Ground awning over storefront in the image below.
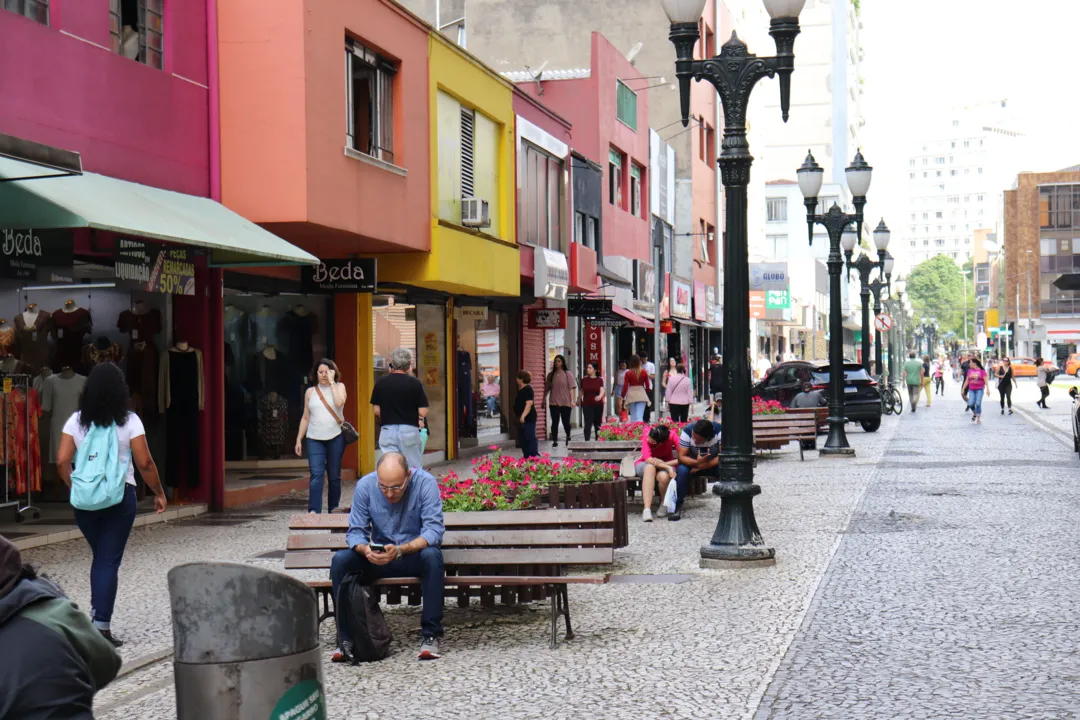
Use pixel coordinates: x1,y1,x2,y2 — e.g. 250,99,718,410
611,304,652,329
0,157,318,267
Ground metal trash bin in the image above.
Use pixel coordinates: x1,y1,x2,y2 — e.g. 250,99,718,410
168,562,326,720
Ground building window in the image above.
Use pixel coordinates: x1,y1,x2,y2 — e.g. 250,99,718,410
935,239,945,246
700,121,715,165
766,234,788,258
964,140,970,148
978,167,983,175
3,0,48,24
936,157,945,165
346,38,396,164
923,172,927,178
909,159,915,167
922,213,928,220
460,108,475,199
630,164,642,217
1041,238,1056,256
816,196,839,215
910,241,916,248
616,81,638,131
909,172,915,180
950,169,957,176
923,240,929,246
702,223,715,265
936,171,942,177
766,197,787,222
519,142,563,249
936,211,943,219
109,0,162,68
609,149,624,208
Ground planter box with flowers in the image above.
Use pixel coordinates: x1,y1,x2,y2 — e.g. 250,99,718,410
439,451,629,548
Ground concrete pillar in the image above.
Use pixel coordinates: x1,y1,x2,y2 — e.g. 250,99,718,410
168,562,325,720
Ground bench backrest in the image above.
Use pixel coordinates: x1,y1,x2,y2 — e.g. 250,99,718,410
286,508,616,571
752,413,817,440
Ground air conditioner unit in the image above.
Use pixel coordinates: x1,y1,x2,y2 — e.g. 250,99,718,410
461,197,490,228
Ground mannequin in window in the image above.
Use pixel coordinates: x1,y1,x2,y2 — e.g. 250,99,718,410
83,335,123,370
52,300,92,373
253,304,278,352
14,303,52,372
42,366,87,469
159,340,204,488
119,300,161,421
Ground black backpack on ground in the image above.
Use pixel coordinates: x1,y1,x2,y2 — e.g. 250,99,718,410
336,573,392,663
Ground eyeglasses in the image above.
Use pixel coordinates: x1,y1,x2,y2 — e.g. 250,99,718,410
378,481,407,493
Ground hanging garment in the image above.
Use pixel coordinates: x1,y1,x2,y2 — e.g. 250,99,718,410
278,311,316,421
257,394,289,455
51,308,93,373
117,308,162,345
162,349,202,488
223,306,250,381
14,313,52,372
252,311,279,351
41,373,86,461
251,351,286,396
5,388,43,496
83,342,123,370
0,326,14,357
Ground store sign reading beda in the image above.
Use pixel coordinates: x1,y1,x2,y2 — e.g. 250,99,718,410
0,229,73,280
114,239,196,295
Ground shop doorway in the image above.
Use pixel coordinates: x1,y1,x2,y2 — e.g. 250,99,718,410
455,310,510,449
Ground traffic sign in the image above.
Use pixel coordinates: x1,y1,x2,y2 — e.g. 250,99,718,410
874,313,893,332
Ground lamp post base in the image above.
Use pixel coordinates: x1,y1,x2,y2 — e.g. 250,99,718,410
699,480,775,567
819,446,856,457
820,416,855,457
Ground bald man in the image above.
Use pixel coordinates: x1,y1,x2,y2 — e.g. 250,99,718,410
330,453,446,660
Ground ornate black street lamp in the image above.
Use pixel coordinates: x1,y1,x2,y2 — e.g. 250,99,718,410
661,0,805,567
869,250,895,376
845,221,892,374
796,149,874,456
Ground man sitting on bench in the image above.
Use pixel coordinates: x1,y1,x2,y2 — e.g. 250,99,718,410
330,452,446,661
670,419,722,522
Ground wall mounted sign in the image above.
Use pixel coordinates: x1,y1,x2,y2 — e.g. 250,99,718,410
454,306,489,321
750,291,767,319
114,239,195,295
534,248,569,301
0,228,73,280
301,258,376,293
585,324,603,372
766,289,790,309
528,308,566,329
693,281,708,322
568,298,613,317
671,277,692,319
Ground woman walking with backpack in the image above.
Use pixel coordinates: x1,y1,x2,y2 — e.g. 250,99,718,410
56,362,166,647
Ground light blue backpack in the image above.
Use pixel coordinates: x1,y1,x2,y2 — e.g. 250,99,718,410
70,423,130,511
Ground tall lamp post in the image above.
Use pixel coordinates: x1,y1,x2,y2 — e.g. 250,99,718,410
888,278,906,381
796,150,874,456
870,251,896,376
661,0,805,567
844,220,892,374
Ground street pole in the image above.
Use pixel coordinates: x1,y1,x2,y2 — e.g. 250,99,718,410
663,0,803,566
846,235,892,375
1026,249,1033,357
797,151,875,457
653,229,663,413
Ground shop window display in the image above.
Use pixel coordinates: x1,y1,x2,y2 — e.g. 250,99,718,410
455,312,510,447
221,295,329,461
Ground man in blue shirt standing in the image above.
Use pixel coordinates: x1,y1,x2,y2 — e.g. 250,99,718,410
330,452,446,660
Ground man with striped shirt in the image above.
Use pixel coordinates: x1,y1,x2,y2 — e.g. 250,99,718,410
670,419,722,521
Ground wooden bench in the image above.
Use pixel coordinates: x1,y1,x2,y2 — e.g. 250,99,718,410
287,508,616,648
752,410,819,459
567,439,709,497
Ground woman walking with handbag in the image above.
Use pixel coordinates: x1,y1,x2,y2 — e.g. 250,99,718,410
296,358,349,514
665,363,693,422
621,355,652,422
578,362,606,441
56,362,167,647
997,356,1016,415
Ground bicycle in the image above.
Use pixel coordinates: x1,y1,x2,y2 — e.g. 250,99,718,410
878,375,903,415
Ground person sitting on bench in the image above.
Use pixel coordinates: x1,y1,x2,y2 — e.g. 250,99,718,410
671,419,722,522
637,424,678,522
330,452,446,661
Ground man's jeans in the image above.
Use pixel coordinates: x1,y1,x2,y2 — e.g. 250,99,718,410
379,424,423,469
907,383,921,407
485,396,496,416
674,463,719,507
307,434,344,513
330,547,445,639
73,484,137,624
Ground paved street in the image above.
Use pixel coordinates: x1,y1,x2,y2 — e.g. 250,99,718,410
23,382,1080,719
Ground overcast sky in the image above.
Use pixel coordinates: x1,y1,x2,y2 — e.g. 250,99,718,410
857,0,1080,246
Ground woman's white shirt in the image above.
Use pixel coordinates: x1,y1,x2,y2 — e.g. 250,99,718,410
62,412,146,486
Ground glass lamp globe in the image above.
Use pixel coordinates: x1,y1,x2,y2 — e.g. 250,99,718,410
763,0,806,18
845,149,873,198
659,0,707,23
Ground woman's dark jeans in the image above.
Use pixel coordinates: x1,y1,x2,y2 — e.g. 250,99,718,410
519,419,539,458
307,434,345,513
581,404,604,441
669,404,689,422
1000,383,1013,409
549,405,572,443
73,484,137,624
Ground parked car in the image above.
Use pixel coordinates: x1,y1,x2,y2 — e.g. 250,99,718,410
1065,353,1080,378
1011,357,1038,378
752,361,882,432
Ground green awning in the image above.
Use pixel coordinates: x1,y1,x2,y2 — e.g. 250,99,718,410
0,157,318,267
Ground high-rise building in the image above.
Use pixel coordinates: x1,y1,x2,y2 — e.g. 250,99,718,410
902,100,1025,268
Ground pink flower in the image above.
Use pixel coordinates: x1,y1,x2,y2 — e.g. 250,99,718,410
489,444,499,450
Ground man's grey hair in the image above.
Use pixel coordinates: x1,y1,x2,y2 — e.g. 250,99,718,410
377,452,409,475
909,350,917,358
390,347,413,371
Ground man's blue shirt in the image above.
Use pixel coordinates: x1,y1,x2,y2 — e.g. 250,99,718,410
345,468,445,550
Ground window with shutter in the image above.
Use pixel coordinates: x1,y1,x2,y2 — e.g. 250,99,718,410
461,108,475,199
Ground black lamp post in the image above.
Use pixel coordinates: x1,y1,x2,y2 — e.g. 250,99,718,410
661,0,804,567
845,221,892,374
796,150,873,456
868,250,895,376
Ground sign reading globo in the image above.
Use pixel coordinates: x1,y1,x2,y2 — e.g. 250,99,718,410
301,258,376,294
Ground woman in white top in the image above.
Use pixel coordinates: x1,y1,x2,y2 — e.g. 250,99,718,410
56,362,166,648
295,358,348,513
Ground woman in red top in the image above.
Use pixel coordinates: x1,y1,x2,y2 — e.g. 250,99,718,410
636,425,677,521
577,362,606,441
621,355,651,423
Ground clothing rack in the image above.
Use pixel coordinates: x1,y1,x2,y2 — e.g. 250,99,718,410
2,374,39,522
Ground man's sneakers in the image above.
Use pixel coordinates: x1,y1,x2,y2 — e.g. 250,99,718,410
642,508,653,522
418,636,441,660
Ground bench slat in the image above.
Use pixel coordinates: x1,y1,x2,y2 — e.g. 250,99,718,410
285,547,614,570
290,507,615,530
303,576,605,589
287,528,616,551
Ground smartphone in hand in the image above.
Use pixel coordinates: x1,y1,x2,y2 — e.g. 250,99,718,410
369,543,386,554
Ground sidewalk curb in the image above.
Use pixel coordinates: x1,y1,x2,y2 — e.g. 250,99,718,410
1012,405,1073,450
117,647,173,679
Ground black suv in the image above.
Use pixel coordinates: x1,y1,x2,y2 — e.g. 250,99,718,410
752,360,882,432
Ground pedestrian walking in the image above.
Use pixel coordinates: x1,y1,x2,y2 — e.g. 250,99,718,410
515,370,538,458
1036,357,1052,409
297,358,349,513
621,355,652,422
371,348,429,470
708,354,725,422
921,355,933,407
665,363,693,422
0,536,122,717
997,356,1016,415
542,355,577,447
661,357,678,391
55,362,168,647
901,350,925,413
613,360,628,418
640,353,657,423
963,357,988,424
578,362,606,442
480,374,500,417
932,358,945,395
960,352,974,409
